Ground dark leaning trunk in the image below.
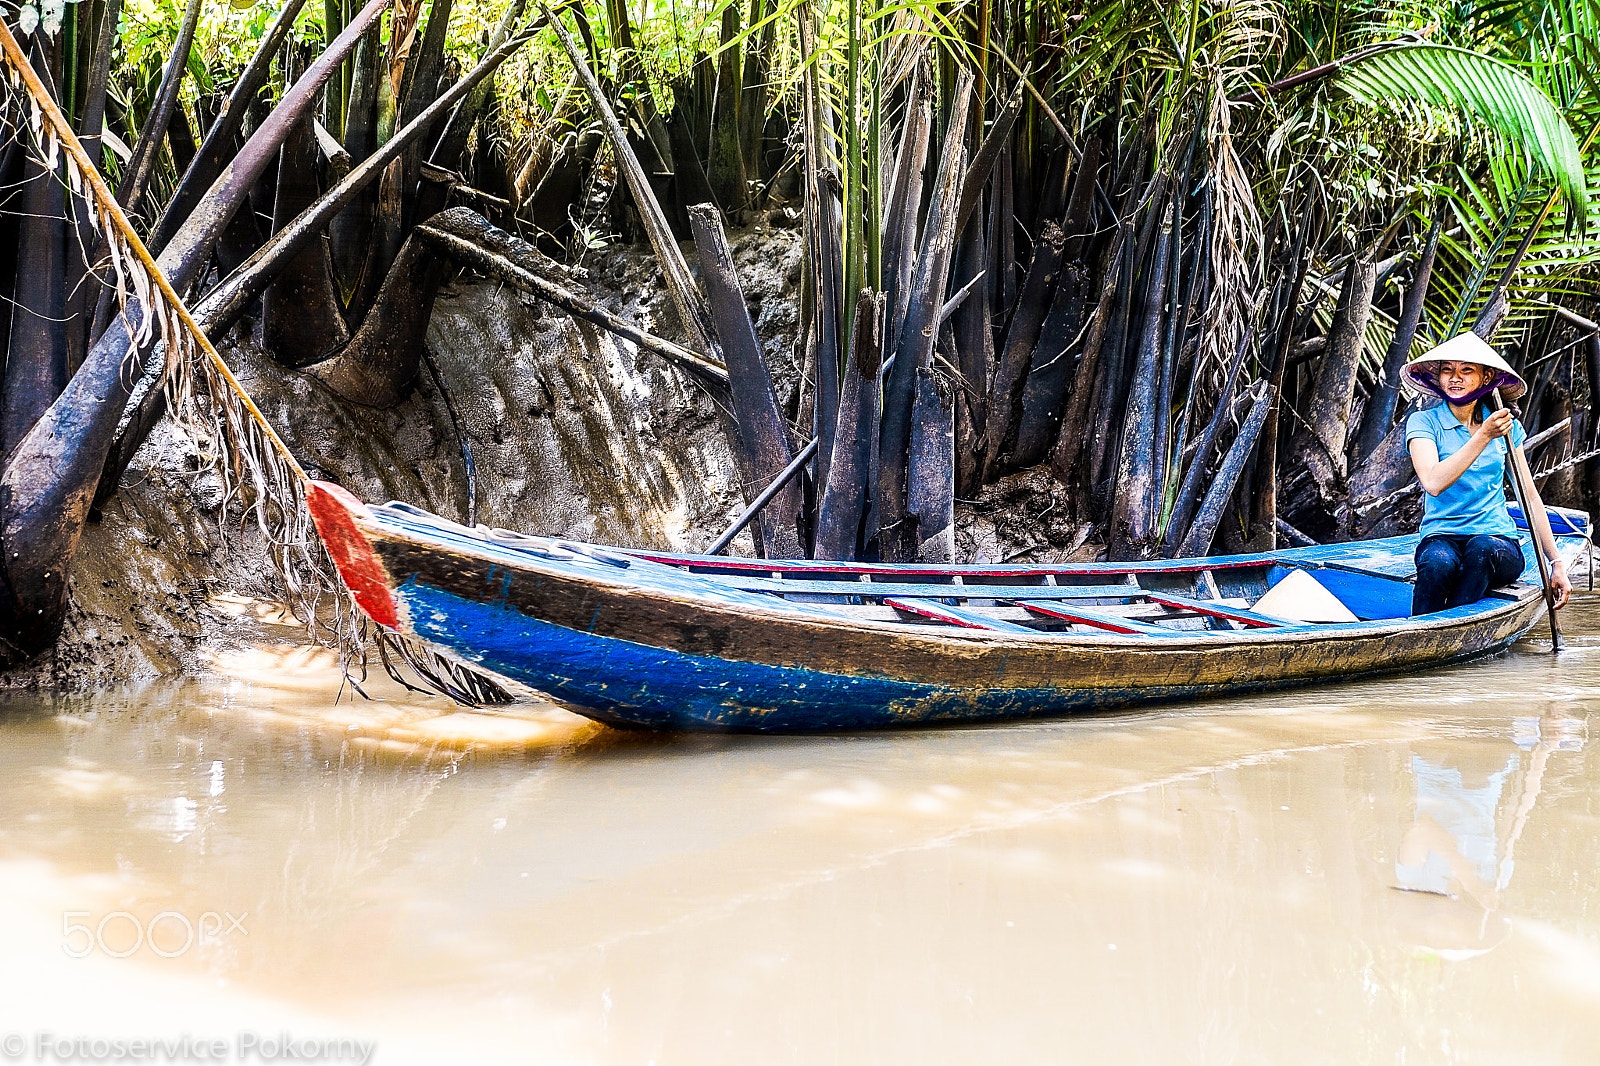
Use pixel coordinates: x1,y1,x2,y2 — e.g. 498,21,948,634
114,0,204,216
0,129,18,401
980,221,1064,483
346,156,406,326
1086,221,1140,515
1163,338,1252,556
815,291,883,561
737,0,772,187
308,233,448,407
329,20,382,293
1011,259,1088,470
951,219,993,497
1052,232,1125,500
76,0,122,170
1012,138,1100,471
1354,208,1441,463
1176,381,1274,558
688,203,804,559
878,72,972,563
150,0,309,254
709,3,747,211
263,115,351,368
906,367,955,562
1283,250,1376,538
1250,196,1320,549
880,74,931,354
1344,416,1421,539
1108,205,1175,561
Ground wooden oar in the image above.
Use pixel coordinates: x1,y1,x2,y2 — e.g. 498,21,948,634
1493,388,1562,651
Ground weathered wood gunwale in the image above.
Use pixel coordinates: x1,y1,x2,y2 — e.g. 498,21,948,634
307,484,1585,733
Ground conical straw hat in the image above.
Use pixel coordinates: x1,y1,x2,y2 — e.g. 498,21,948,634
1253,568,1358,624
1401,332,1526,402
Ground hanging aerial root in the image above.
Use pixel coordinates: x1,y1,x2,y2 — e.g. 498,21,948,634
376,630,523,707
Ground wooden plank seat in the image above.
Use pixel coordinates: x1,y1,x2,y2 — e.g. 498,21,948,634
882,597,1044,634
705,575,1145,602
1145,591,1297,629
723,574,1280,636
761,602,1211,628
1004,600,1195,637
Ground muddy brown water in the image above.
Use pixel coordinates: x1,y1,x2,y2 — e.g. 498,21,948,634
2,602,1600,1065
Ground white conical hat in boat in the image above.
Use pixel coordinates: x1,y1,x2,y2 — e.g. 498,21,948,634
1253,568,1358,624
1401,332,1527,402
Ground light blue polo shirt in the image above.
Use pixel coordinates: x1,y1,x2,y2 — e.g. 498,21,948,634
1404,402,1524,538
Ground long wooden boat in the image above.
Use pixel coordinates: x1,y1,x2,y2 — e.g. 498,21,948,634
307,481,1589,733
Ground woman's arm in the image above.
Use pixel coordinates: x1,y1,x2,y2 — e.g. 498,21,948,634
1509,444,1573,609
1408,408,1513,495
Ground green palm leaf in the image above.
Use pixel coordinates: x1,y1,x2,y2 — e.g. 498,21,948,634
1335,44,1587,218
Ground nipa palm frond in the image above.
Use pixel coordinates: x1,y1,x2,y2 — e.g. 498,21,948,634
1335,43,1588,222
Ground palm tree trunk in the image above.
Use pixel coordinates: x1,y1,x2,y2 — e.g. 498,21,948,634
1354,208,1441,462
151,0,311,254
308,232,446,406
815,291,882,559
262,116,352,367
878,71,971,562
981,221,1064,482
688,204,803,558
1,148,67,461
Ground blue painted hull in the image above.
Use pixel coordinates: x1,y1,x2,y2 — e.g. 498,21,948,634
397,578,1535,732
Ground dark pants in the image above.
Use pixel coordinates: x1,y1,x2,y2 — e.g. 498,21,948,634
1412,534,1525,615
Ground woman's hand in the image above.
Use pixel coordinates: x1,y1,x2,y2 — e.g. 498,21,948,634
1548,558,1572,610
1475,407,1516,442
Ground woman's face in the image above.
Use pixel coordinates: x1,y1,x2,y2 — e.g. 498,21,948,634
1435,360,1488,402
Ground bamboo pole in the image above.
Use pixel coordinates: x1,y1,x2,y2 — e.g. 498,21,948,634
707,439,819,556
1493,387,1562,652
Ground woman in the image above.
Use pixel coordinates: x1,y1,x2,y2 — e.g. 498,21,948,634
1402,333,1571,617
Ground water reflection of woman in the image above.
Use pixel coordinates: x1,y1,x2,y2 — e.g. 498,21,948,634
1402,333,1571,617
1392,713,1584,957
1394,752,1514,909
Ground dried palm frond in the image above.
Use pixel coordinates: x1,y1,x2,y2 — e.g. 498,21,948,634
1206,0,1285,74
1200,83,1264,388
